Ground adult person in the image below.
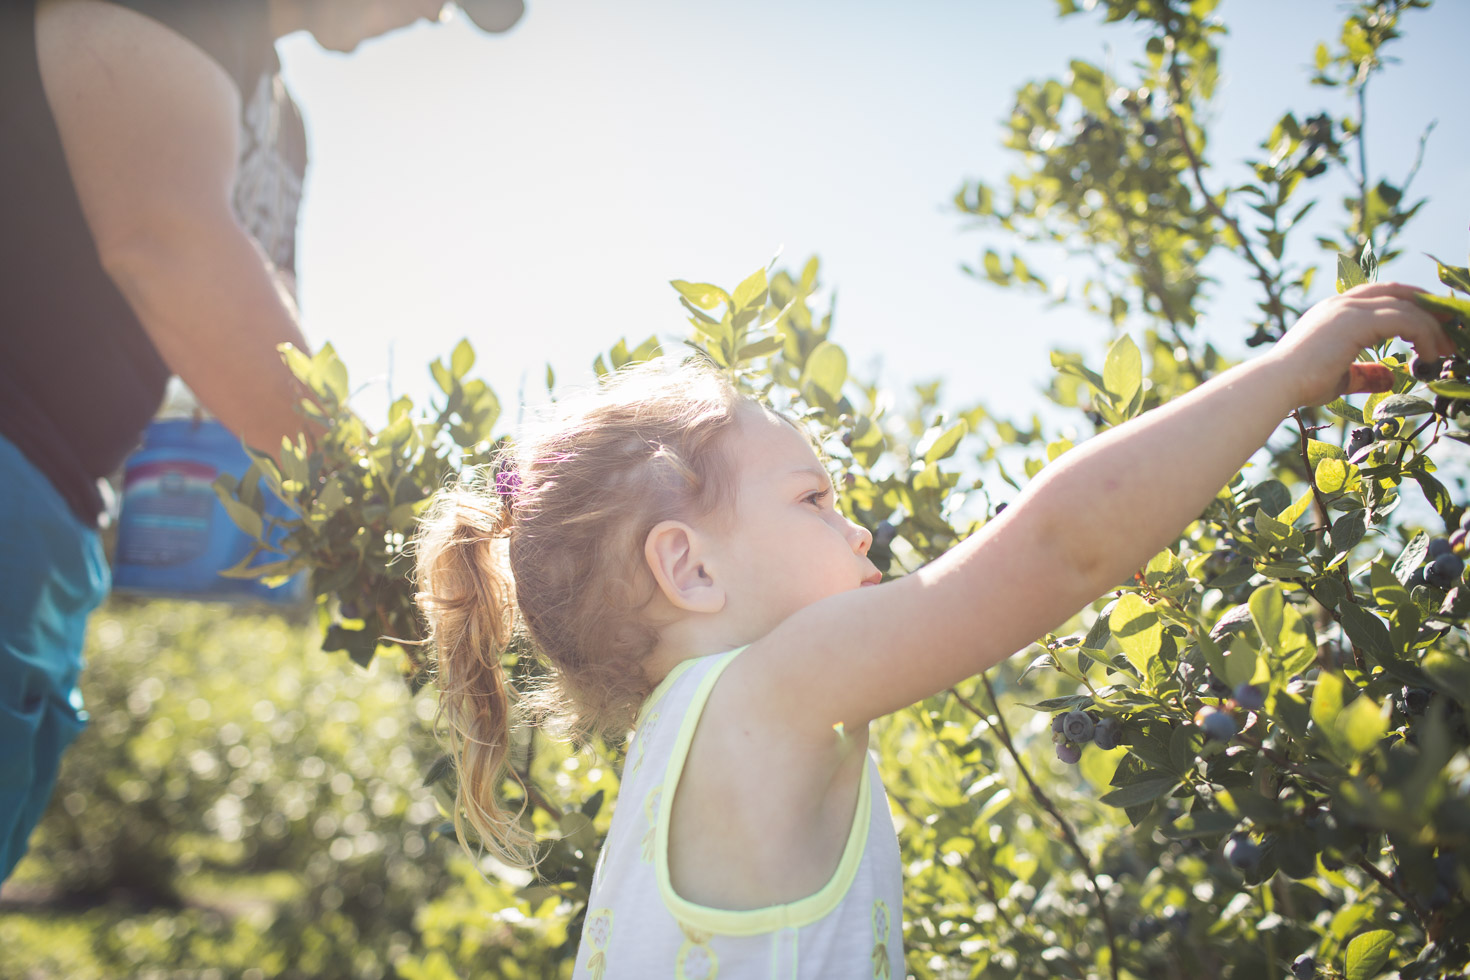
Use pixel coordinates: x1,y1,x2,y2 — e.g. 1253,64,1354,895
0,0,526,883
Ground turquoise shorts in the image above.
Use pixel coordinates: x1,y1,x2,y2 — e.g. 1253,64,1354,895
0,433,109,881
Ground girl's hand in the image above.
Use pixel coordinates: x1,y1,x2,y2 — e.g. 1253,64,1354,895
1266,282,1455,408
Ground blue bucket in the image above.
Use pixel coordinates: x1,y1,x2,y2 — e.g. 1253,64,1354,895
112,418,307,604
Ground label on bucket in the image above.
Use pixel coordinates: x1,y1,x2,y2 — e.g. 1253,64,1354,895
115,460,218,567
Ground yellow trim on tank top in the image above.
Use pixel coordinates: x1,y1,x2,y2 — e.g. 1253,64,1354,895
636,654,702,732
653,646,873,937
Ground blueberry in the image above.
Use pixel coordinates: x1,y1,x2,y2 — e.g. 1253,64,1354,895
1224,834,1261,870
1429,536,1453,559
1402,686,1431,715
1291,953,1317,979
340,600,362,619
1195,706,1238,742
1427,553,1465,589
1059,710,1095,743
1055,741,1082,765
1052,714,1067,735
1435,394,1455,418
1092,717,1122,751
872,522,898,551
1347,425,1375,455
1409,565,1428,588
1410,354,1443,382
1232,683,1265,711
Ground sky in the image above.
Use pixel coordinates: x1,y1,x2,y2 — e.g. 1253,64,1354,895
274,0,1470,433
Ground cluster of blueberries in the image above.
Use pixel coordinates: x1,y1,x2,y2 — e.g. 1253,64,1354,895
1407,522,1470,590
1051,683,1266,764
1050,710,1122,763
1346,355,1470,585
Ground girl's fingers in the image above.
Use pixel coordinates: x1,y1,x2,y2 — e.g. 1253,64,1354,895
1344,362,1394,395
1362,296,1456,358
1344,281,1427,301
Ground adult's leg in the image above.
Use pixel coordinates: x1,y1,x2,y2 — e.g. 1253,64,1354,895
0,434,110,882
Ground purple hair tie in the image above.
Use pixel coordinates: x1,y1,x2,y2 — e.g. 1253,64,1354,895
494,470,521,503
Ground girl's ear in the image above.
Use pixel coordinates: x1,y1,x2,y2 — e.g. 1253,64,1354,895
644,520,726,614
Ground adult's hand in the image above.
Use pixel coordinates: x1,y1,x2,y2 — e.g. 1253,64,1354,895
36,0,321,460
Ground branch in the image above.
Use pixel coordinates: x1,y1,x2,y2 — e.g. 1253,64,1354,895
1355,83,1371,248
953,681,1121,980
1164,57,1290,341
1356,856,1433,934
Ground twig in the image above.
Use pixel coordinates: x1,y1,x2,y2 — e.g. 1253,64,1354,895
1355,83,1371,248
953,681,1121,980
1356,857,1432,932
1164,57,1289,340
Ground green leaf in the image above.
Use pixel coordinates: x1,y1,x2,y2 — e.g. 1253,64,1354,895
671,280,730,310
314,344,349,403
1330,511,1366,557
430,359,454,395
1371,394,1434,419
1316,458,1353,494
1420,650,1470,708
1278,490,1314,526
1337,693,1388,756
1222,642,1260,689
1338,602,1392,662
1098,776,1179,809
450,339,475,379
1311,670,1345,737
1427,379,1470,398
1344,929,1395,980
213,483,264,540
1306,438,1345,469
1162,808,1240,839
1248,586,1284,654
1429,254,1470,294
1414,292,1470,324
1109,594,1162,674
731,267,769,312
278,343,315,386
1337,251,1366,293
800,342,847,400
1323,398,1364,423
920,421,969,465
735,335,784,361
1410,468,1452,517
1102,334,1142,408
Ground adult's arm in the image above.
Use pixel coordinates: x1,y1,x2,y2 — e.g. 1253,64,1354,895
36,0,317,459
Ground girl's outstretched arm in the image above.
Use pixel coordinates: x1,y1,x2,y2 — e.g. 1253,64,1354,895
745,283,1452,739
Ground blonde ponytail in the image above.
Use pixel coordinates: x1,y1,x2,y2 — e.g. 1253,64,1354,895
412,360,748,869
413,467,537,869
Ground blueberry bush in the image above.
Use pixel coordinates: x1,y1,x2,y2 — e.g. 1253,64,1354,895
20,1,1466,978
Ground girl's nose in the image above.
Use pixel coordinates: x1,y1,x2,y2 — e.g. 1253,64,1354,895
850,520,873,556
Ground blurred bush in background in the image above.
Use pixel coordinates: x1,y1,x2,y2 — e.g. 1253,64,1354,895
0,599,576,980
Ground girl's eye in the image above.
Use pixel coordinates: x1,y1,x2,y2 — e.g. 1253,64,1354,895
804,489,831,507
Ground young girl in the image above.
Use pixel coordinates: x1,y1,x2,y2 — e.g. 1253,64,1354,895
413,283,1446,978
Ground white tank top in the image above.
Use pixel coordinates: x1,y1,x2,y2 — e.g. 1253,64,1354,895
572,646,906,979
